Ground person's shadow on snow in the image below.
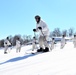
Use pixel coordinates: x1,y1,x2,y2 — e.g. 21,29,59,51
0,54,35,65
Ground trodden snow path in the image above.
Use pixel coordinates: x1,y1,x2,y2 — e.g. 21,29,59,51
0,42,76,75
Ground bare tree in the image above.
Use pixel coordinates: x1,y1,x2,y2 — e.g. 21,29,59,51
12,35,21,46
0,39,4,47
62,29,67,36
68,28,74,37
52,28,61,37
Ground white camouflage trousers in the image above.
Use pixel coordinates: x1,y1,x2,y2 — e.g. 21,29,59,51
16,46,21,53
39,36,49,49
51,42,54,50
32,43,37,51
61,43,65,49
73,42,76,48
4,46,8,53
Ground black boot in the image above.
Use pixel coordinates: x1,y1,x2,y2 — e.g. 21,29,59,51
4,52,7,54
43,47,49,52
37,47,44,52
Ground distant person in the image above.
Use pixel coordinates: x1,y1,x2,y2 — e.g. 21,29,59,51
33,15,50,52
51,38,55,50
16,38,21,53
60,35,66,49
32,37,38,51
4,37,11,54
73,35,76,48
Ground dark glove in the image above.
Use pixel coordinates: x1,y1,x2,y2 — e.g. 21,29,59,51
11,43,12,45
33,29,36,32
35,42,36,44
5,42,7,44
38,27,42,30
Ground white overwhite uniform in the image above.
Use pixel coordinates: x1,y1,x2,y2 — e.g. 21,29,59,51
60,37,66,49
4,39,11,53
73,37,76,48
32,37,37,51
16,40,21,52
51,39,55,50
36,20,50,49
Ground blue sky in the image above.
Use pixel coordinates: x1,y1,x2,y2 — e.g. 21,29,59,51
0,0,76,39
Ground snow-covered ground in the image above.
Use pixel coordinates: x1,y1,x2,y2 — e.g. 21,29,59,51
0,42,76,75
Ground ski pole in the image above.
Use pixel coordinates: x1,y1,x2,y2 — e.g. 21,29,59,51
40,30,51,51
33,32,39,50
34,32,36,38
41,30,46,41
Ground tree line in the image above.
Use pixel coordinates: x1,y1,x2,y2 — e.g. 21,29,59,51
0,35,33,48
50,28,74,37
0,27,75,48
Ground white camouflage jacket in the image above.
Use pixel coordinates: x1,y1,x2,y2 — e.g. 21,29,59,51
4,39,11,47
36,20,50,36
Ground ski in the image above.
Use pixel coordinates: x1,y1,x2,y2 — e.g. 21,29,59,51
25,51,43,55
